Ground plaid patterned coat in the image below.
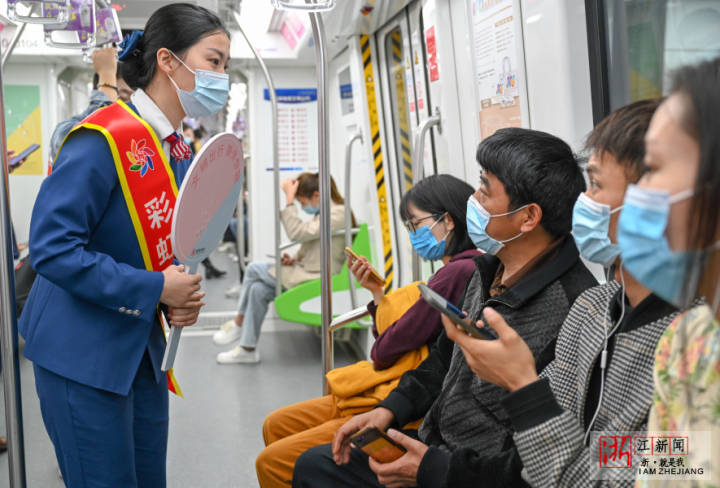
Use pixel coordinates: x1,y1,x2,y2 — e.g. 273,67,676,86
507,282,690,487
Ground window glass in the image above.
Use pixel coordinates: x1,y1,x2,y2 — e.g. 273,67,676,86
605,0,720,109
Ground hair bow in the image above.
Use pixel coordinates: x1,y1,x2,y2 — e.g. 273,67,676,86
118,30,144,61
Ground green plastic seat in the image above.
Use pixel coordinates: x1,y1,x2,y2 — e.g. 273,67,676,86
274,223,373,329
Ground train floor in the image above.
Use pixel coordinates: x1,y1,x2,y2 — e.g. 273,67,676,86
0,248,356,487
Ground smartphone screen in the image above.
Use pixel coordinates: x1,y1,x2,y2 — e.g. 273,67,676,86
350,428,406,463
9,144,40,166
345,247,385,285
418,283,496,340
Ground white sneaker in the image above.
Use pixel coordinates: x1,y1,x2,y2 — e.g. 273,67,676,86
225,283,242,298
216,346,260,364
212,320,243,345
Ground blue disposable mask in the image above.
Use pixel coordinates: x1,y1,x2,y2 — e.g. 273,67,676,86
617,184,700,307
409,213,449,261
168,51,229,118
572,193,622,267
302,204,320,215
183,136,192,145
466,195,526,255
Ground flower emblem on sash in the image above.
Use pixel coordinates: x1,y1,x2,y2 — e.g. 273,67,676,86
126,139,156,177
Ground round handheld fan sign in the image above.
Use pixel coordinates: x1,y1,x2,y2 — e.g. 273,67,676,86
161,132,244,372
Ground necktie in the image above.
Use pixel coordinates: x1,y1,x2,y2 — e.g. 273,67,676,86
164,132,193,161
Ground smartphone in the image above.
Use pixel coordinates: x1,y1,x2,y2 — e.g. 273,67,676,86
349,427,406,463
9,144,40,167
418,283,497,340
344,247,385,285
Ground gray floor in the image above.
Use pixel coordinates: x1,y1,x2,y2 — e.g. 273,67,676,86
0,248,357,487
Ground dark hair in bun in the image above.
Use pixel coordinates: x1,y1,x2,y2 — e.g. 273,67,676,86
121,3,229,90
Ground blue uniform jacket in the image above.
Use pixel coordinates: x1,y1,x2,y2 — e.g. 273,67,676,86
19,105,190,395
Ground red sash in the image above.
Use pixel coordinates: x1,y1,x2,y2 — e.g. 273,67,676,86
69,101,183,396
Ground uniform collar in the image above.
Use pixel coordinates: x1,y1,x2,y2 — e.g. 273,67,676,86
129,88,182,141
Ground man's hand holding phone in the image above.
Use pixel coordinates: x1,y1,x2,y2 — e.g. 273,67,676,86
367,429,428,488
332,407,394,465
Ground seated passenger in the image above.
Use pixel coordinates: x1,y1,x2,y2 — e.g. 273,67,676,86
256,174,480,487
638,58,719,488
213,172,350,364
442,97,711,487
292,128,597,488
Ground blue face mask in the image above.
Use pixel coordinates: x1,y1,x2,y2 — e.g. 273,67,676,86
572,193,622,267
168,51,229,118
466,195,526,255
183,136,192,145
409,213,449,261
302,204,320,215
617,184,699,307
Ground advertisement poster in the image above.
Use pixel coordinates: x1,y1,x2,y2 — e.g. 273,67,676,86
264,88,318,171
5,85,43,175
472,0,522,138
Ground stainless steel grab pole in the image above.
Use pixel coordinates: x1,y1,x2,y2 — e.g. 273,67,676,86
237,154,250,275
2,12,31,68
0,40,28,488
232,11,281,296
343,132,362,309
309,12,333,395
410,110,441,282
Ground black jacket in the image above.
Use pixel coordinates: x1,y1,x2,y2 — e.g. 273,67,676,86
377,236,597,488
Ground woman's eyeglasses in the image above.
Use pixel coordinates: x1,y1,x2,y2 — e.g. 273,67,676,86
403,214,443,233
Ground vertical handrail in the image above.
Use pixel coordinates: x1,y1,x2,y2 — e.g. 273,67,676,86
344,132,362,309
410,109,441,282
237,155,250,275
309,12,333,395
0,41,28,488
232,11,281,296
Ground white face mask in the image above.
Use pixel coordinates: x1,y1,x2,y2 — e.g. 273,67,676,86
167,51,229,118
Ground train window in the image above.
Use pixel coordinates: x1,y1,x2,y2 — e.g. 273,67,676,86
601,0,720,110
384,27,414,195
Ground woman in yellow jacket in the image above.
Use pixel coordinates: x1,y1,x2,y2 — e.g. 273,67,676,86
213,172,350,363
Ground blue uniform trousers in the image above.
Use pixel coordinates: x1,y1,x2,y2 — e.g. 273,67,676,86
34,352,168,488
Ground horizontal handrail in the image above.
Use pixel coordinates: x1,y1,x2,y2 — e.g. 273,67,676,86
329,305,370,332
277,228,361,251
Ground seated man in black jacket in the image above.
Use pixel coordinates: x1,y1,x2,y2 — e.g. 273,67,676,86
291,128,597,488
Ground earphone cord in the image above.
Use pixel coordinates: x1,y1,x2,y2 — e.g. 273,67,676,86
583,264,626,446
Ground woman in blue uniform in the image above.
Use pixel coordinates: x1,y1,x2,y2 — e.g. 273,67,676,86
19,4,231,486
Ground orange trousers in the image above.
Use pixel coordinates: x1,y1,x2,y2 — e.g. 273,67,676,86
256,395,353,488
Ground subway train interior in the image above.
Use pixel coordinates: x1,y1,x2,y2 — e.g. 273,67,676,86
0,0,719,486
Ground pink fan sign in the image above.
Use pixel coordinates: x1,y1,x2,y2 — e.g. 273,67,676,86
162,133,244,371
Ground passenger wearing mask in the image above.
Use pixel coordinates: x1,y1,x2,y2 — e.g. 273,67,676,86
49,46,134,161
213,173,351,364
441,97,705,487
256,174,480,487
19,4,230,486
292,128,597,488
637,58,720,488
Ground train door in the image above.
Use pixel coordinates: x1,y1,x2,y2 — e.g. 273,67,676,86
375,1,469,286
375,12,419,287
